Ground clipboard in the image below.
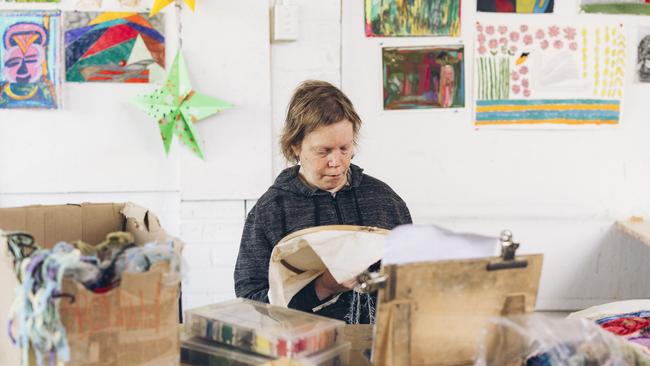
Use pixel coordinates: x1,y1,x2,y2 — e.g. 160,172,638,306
361,230,544,366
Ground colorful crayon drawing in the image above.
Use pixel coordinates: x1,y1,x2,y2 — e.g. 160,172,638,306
64,12,165,83
581,0,650,15
596,311,650,349
365,0,460,37
0,11,61,109
638,28,650,82
383,46,464,110
475,22,625,126
478,0,554,13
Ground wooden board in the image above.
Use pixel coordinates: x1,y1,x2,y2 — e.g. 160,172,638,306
372,254,543,366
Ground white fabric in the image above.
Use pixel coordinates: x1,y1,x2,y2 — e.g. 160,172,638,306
383,224,499,265
268,226,387,307
569,300,650,320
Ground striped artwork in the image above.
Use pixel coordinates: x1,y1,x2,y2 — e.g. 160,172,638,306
476,99,620,125
474,22,625,126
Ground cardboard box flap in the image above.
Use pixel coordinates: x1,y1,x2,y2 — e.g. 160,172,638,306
81,203,123,246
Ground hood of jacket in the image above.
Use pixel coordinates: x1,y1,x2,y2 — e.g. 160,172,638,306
270,163,365,197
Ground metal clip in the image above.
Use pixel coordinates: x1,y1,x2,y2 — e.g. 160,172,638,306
354,270,387,293
487,229,528,271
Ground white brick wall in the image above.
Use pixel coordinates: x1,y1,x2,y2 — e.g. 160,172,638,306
181,0,342,313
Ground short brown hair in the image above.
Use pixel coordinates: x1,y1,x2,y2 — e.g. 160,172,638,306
280,80,362,163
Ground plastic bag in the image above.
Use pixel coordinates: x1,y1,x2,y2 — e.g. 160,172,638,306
475,314,650,366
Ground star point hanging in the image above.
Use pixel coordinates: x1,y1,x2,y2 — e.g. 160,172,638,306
150,0,196,17
132,50,232,160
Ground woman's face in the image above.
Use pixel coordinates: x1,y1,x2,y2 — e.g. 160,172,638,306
292,119,354,192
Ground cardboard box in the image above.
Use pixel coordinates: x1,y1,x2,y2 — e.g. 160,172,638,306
0,202,182,366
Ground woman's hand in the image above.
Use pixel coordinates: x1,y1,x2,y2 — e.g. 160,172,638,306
314,270,357,301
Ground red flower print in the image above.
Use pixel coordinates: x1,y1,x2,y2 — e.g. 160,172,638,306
512,84,521,94
486,25,495,35
563,27,576,40
499,37,508,45
553,40,563,49
511,71,520,81
498,26,508,35
519,66,529,75
523,89,531,97
601,318,650,336
478,33,486,43
535,29,545,39
489,39,498,49
510,32,520,42
522,78,529,88
541,39,549,49
523,34,533,45
477,23,483,32
569,42,578,51
520,25,528,33
548,26,560,38
510,45,518,53
478,46,487,55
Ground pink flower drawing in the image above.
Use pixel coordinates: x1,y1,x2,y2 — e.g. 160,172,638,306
569,41,578,51
519,66,529,75
510,31,520,42
510,45,518,53
478,46,487,55
541,39,549,49
499,37,508,45
563,27,576,40
523,34,533,45
489,39,498,49
548,26,560,38
498,25,508,35
535,29,545,39
521,78,529,88
512,84,521,94
553,39,563,49
523,89,531,97
511,71,520,81
486,25,495,35
520,25,528,33
476,23,483,32
478,33,486,43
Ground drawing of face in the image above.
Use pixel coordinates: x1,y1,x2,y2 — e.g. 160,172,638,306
3,23,47,83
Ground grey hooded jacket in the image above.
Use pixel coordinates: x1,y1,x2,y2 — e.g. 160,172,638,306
234,164,411,323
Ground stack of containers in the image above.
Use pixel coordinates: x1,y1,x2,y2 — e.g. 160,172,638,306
183,298,350,366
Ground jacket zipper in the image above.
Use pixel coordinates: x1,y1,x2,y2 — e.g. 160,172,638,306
331,195,343,223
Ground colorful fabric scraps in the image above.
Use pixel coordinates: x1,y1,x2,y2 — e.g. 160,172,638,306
383,45,464,110
474,22,625,126
0,10,62,109
365,0,460,37
478,0,554,13
596,312,650,349
64,11,165,83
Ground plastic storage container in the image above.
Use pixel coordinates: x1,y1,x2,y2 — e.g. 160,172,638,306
181,336,274,366
185,298,345,358
181,337,351,366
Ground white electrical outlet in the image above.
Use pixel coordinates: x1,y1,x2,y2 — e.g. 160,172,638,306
272,2,299,42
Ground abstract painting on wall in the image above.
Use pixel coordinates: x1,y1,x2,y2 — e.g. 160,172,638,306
0,10,61,109
64,11,165,83
639,28,650,82
475,22,625,126
365,0,460,37
581,0,650,15
478,0,554,13
383,46,464,110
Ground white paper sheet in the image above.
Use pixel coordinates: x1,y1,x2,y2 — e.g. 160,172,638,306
383,224,499,265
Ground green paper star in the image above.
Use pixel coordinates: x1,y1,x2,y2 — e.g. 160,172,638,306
132,50,233,159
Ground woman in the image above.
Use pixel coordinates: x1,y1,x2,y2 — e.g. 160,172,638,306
234,80,411,324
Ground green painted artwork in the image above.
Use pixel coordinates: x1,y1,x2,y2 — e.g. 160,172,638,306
581,1,650,15
365,0,460,37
